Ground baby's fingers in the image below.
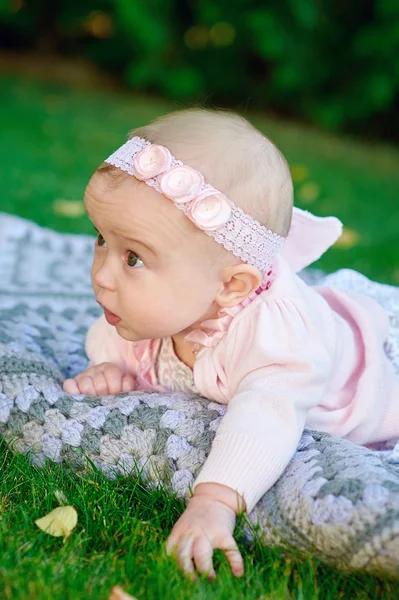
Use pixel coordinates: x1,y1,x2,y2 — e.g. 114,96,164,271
102,365,124,394
222,539,244,577
63,375,96,396
166,535,197,581
122,374,135,393
192,536,216,580
92,372,109,396
75,375,97,396
177,536,197,580
63,378,80,394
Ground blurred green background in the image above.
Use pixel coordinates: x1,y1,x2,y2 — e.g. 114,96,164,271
0,0,398,283
2,0,399,137
1,4,399,598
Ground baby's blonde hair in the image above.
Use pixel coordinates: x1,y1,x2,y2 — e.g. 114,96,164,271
98,108,293,237
130,109,293,236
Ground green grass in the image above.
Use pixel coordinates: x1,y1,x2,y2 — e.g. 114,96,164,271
1,75,398,284
1,439,398,600
1,75,399,599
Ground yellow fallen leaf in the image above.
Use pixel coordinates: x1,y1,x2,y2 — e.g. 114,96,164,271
53,199,85,218
109,587,138,600
35,506,78,538
334,227,361,249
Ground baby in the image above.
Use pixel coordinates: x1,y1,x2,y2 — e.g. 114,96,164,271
63,109,399,580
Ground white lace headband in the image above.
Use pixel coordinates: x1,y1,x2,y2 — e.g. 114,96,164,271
105,137,286,274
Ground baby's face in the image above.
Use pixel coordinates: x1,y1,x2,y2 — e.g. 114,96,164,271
84,171,225,342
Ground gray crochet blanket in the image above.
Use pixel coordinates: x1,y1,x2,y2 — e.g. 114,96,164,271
1,213,399,579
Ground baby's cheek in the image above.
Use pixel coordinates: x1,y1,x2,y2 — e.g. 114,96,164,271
90,265,97,293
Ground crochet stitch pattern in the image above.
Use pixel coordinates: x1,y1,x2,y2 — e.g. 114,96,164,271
0,212,398,578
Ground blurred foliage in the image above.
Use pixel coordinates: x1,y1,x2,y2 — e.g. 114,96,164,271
1,0,399,139
1,76,398,284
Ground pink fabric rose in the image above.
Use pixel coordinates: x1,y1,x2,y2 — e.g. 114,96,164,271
160,165,204,204
186,189,231,231
132,144,172,180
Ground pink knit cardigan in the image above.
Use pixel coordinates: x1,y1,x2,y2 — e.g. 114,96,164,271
86,211,399,512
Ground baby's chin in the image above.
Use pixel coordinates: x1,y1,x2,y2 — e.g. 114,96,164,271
114,322,142,340
114,321,161,342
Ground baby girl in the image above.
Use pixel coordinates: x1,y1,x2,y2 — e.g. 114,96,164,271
63,109,399,580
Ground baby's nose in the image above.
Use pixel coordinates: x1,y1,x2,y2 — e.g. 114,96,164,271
92,261,117,291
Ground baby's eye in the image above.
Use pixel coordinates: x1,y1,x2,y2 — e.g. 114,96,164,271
96,233,107,248
127,251,144,268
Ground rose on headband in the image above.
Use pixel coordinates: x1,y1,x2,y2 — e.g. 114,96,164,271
186,189,231,231
132,144,172,180
161,165,204,204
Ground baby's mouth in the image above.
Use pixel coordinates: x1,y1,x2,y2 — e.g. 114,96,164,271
97,300,121,326
103,307,121,326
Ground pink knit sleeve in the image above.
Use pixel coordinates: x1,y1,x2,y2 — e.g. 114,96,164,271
193,296,332,513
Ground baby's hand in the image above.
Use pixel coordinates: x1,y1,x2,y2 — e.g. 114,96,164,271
63,362,135,396
166,484,245,581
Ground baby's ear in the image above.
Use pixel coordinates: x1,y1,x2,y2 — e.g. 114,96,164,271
216,264,262,308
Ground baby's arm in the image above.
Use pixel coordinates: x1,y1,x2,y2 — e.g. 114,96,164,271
167,296,333,579
63,315,136,395
166,367,313,580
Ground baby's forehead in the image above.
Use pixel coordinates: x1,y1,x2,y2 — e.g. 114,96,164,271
85,170,207,252
86,170,167,216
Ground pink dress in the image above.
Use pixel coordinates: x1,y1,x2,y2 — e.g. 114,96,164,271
85,209,399,512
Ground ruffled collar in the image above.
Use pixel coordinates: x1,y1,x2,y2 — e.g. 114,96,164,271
183,206,344,353
184,269,275,352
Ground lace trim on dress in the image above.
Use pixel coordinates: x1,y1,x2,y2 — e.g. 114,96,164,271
184,266,276,350
156,336,200,394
